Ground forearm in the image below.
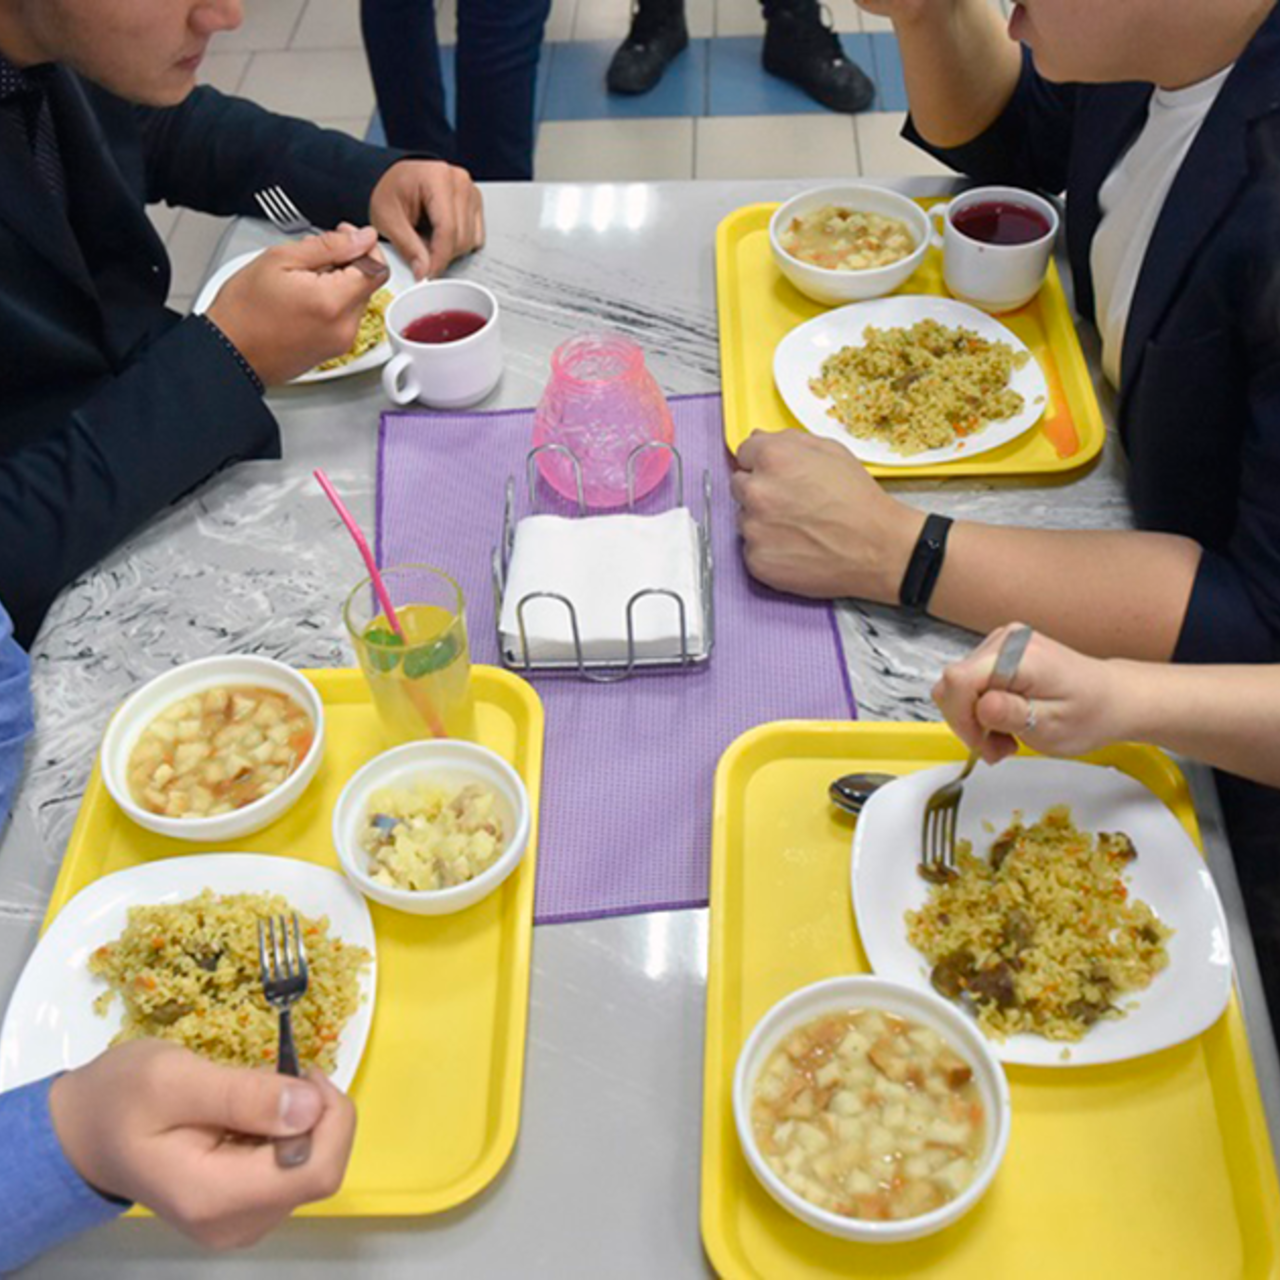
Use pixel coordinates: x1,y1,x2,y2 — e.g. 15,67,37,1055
1108,661,1280,787
892,2,1022,147
928,522,1202,660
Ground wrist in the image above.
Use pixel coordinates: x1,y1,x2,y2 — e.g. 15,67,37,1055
1103,658,1163,746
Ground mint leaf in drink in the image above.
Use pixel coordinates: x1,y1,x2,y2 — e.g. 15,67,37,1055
404,633,459,679
364,625,404,672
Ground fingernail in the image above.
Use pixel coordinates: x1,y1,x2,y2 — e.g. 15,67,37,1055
280,1082,321,1131
412,258,428,280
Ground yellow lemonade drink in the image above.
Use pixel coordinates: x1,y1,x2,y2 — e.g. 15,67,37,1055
344,568,474,743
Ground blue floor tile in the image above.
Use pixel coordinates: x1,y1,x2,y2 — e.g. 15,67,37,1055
869,32,908,113
708,35,816,116
540,39,708,121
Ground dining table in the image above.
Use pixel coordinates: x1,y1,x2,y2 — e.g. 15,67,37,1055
1,176,1277,1278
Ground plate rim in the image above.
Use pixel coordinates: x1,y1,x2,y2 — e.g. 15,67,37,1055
850,756,1232,1067
0,852,377,1092
773,294,1050,468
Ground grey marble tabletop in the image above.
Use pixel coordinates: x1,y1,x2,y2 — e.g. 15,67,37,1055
2,178,1276,1278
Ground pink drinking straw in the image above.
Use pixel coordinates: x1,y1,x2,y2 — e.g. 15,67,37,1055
314,468,448,738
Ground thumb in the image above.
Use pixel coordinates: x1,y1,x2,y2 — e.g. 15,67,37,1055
975,689,1032,738
159,1056,325,1138
280,225,380,273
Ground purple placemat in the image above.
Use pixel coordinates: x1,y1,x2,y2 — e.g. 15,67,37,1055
377,394,855,924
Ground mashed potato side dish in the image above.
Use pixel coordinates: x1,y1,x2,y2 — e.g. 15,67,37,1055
809,318,1029,455
360,780,505,892
780,204,916,272
752,1008,986,1222
315,287,393,371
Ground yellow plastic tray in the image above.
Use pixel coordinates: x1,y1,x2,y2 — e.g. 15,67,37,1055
701,721,1280,1278
716,202,1106,478
45,666,544,1217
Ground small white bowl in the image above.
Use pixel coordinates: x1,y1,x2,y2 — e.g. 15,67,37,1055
770,185,931,307
101,655,325,842
733,975,1011,1244
331,740,531,915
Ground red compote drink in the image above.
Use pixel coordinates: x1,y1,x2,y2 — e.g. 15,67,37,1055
402,310,488,344
952,201,1052,246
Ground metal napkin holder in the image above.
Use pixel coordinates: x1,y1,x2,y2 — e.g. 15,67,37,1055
491,441,714,682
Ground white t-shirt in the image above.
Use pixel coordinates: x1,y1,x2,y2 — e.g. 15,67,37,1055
1090,65,1233,388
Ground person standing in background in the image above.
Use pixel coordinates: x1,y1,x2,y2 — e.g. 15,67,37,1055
361,0,552,181
607,0,875,113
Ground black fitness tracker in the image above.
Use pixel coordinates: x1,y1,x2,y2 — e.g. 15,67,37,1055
898,513,954,616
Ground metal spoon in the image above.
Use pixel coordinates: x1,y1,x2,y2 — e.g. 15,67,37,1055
828,772,896,815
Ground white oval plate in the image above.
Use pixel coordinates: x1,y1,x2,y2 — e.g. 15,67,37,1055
773,295,1049,468
0,854,377,1091
851,757,1232,1066
193,246,414,384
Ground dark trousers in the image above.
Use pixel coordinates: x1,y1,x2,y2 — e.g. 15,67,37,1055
360,0,551,181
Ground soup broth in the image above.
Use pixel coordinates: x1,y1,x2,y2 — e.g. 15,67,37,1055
127,685,315,818
751,1008,987,1222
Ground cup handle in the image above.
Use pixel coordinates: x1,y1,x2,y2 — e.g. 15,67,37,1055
382,352,419,405
928,202,949,251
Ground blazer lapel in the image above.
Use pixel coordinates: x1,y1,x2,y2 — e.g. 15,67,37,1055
0,85,93,296
1119,16,1280,405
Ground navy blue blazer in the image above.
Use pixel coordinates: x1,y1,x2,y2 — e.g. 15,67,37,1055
910,10,1280,663
0,73,405,647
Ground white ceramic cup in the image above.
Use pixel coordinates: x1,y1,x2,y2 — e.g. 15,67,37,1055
382,279,502,408
929,186,1059,313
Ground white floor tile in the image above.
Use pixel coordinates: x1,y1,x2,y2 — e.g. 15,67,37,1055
716,0,762,38
239,49,375,120
197,52,250,95
214,0,306,52
436,0,457,44
694,114,858,179
534,119,695,180
574,0,634,40
166,210,233,299
314,116,374,139
169,294,195,315
857,8,893,33
687,0,715,39
546,0,578,40
855,110,957,177
291,0,363,48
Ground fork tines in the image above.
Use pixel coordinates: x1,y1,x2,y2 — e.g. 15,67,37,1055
253,186,311,235
256,911,309,1000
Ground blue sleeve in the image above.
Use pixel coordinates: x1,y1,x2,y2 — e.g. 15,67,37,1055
902,47,1079,195
0,1077,129,1272
0,603,32,821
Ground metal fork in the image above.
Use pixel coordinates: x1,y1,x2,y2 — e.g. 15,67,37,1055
257,913,312,1168
253,185,387,279
920,624,1034,880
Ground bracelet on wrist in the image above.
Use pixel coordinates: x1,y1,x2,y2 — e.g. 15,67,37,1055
898,513,954,616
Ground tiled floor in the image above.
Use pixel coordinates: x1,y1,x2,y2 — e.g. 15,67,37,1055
158,0,1012,309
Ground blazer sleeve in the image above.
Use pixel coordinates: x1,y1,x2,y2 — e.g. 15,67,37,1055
1174,364,1280,664
903,48,1079,195
135,87,413,229
0,318,280,649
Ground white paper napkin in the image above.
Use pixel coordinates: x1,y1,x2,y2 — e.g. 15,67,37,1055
499,508,706,665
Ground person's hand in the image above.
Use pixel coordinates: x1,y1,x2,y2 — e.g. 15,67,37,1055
932,623,1126,764
49,1041,356,1251
206,225,389,385
729,430,923,601
370,160,485,281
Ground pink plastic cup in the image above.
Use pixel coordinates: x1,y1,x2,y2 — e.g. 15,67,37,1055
531,334,674,509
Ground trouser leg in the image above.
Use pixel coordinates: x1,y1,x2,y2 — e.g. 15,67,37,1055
455,0,553,181
360,0,456,158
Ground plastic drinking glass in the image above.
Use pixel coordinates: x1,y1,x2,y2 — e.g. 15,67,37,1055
531,334,674,509
343,565,474,743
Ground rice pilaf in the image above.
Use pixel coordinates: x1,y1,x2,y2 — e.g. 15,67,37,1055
809,317,1028,455
89,889,369,1073
905,806,1172,1042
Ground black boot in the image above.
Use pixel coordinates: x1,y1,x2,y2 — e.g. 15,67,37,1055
761,1,875,114
606,0,690,95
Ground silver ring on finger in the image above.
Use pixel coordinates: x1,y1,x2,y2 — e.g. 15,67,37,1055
1024,698,1038,733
